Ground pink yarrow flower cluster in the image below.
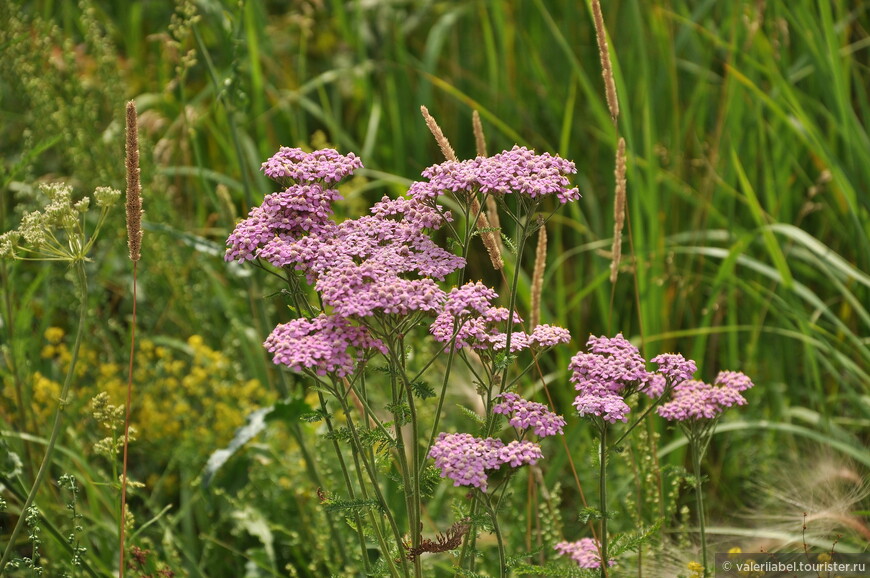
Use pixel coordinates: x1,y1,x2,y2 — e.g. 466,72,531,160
263,314,386,377
657,370,754,421
428,433,542,492
429,282,513,349
554,538,615,569
259,200,462,318
235,147,465,375
645,352,698,397
430,281,570,352
569,335,702,423
409,145,580,204
493,392,566,437
226,147,361,263
569,334,656,423
261,146,363,186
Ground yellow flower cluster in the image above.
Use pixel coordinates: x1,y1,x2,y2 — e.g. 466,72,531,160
15,327,275,471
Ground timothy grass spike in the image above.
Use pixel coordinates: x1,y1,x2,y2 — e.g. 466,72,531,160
420,105,458,162
472,110,487,157
475,198,504,270
420,105,502,269
610,138,627,284
592,0,619,124
484,193,503,268
120,99,143,578
125,100,142,262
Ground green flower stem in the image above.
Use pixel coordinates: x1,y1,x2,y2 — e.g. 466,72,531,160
287,422,349,571
421,341,458,476
478,492,507,578
383,347,420,577
0,261,87,575
686,424,713,578
316,392,375,576
336,392,409,578
393,337,424,578
457,214,534,574
599,422,609,578
498,216,532,393
691,439,708,577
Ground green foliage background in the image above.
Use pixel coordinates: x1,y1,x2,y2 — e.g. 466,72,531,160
0,0,867,576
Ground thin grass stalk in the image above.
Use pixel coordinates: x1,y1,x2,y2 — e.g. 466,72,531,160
0,260,35,478
530,224,547,329
0,262,88,575
118,261,137,577
119,99,142,578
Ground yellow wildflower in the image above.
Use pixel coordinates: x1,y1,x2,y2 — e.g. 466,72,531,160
44,326,64,344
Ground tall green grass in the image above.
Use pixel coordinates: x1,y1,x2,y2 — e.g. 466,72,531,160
1,0,867,575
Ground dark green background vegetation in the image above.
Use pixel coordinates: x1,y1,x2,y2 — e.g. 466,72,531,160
1,0,867,575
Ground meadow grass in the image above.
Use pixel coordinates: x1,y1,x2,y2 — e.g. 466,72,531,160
0,0,867,576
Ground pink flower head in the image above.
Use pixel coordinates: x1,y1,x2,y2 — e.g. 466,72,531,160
493,392,566,437
225,184,344,263
429,433,543,492
261,147,363,186
644,352,698,397
497,440,543,467
651,353,697,387
316,261,447,318
529,324,572,348
255,193,464,319
570,334,654,394
264,314,386,377
429,282,521,350
488,331,532,353
568,334,654,422
412,146,580,204
554,538,615,569
572,392,631,424
656,371,754,422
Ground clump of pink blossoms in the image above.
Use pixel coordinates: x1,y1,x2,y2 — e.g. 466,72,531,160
430,281,571,353
569,334,698,423
428,433,543,493
554,538,615,569
657,370,754,422
492,392,566,437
